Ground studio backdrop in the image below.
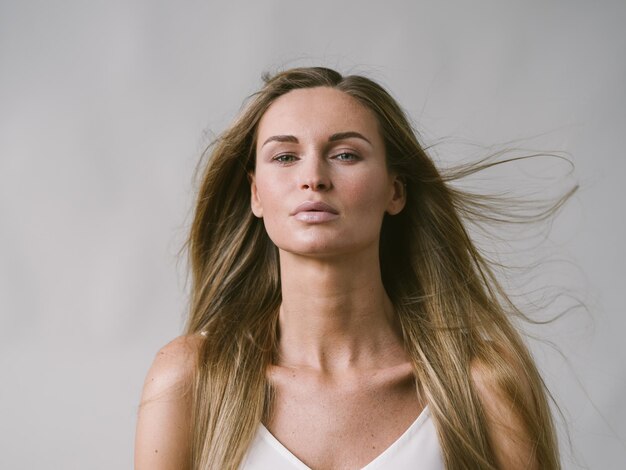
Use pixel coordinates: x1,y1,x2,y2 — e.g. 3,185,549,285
1,1,624,468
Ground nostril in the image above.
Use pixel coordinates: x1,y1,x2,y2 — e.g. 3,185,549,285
301,179,330,191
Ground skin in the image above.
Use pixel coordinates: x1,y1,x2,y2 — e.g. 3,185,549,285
249,87,417,468
135,87,540,470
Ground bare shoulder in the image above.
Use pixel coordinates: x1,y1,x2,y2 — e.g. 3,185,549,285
135,334,205,470
470,345,540,470
140,334,204,402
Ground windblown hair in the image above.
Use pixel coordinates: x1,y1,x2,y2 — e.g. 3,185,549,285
185,67,569,469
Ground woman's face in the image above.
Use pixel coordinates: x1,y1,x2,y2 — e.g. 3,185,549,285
250,86,405,258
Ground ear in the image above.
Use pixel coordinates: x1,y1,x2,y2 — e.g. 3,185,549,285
386,175,407,215
248,172,263,218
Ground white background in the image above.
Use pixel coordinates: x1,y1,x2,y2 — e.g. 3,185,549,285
1,1,624,468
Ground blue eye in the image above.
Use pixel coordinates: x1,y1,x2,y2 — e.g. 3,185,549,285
333,152,359,161
273,154,298,163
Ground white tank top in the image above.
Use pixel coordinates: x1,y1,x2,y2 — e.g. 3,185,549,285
240,406,445,469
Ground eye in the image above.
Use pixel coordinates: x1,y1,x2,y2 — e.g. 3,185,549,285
332,152,360,162
273,153,298,164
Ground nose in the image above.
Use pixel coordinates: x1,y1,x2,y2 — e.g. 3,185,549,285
299,155,332,191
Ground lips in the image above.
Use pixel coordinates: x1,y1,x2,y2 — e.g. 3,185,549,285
291,201,340,223
291,201,339,215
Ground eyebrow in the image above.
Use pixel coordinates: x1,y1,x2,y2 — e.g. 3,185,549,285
329,131,372,145
261,131,372,147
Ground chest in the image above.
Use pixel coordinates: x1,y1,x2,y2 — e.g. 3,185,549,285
264,367,423,470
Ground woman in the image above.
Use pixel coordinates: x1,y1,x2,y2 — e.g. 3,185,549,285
135,67,563,469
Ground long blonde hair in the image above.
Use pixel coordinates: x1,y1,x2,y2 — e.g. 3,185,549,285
185,67,570,469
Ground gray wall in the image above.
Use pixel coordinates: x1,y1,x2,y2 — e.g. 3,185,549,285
1,0,624,468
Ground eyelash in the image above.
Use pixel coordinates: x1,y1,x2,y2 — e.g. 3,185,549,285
273,154,298,163
272,152,360,164
332,152,359,162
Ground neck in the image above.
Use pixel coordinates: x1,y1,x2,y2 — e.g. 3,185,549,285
276,248,406,373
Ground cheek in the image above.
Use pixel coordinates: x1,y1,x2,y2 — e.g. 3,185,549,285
254,179,292,237
340,173,391,212
253,170,285,207
256,181,283,212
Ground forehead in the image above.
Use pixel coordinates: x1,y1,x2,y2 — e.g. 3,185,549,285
256,87,382,143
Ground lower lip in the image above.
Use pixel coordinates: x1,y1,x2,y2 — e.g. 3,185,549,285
293,211,339,223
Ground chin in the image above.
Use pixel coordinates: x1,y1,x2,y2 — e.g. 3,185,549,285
275,237,378,260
